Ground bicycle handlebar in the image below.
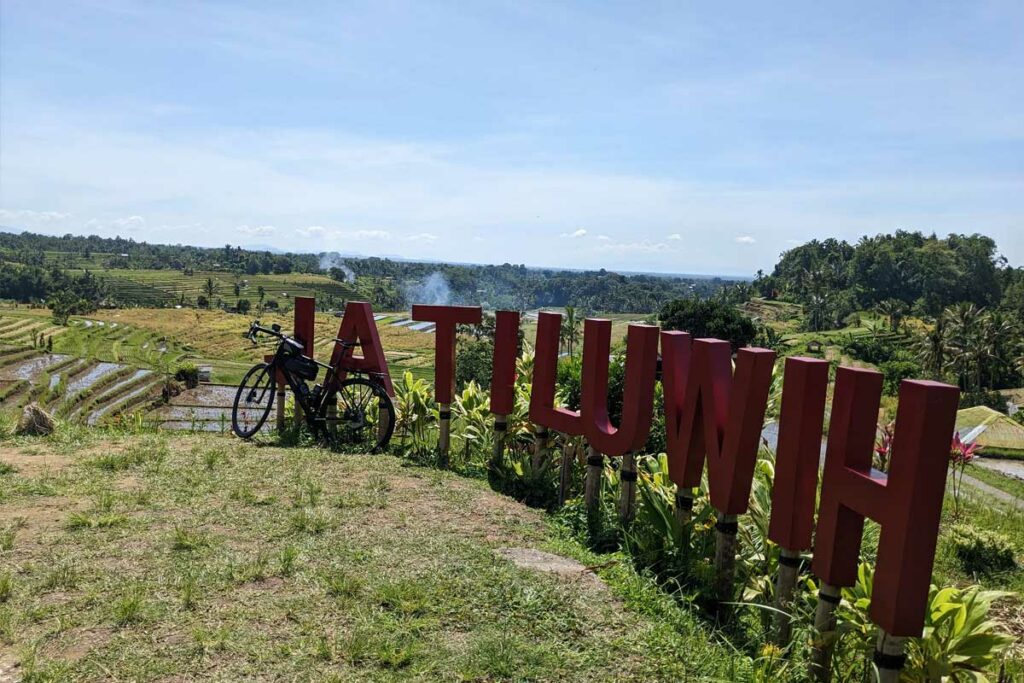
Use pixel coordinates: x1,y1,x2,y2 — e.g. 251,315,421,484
246,320,286,344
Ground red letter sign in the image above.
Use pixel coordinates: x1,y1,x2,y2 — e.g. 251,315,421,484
767,357,829,551
490,310,520,415
812,368,958,636
529,311,583,435
581,319,659,455
662,335,775,514
411,305,482,405
331,301,393,395
293,296,316,358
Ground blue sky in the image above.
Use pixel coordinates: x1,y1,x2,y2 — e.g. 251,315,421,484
1,1,1021,275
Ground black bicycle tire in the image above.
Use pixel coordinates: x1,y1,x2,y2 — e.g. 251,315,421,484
318,377,395,453
231,363,275,439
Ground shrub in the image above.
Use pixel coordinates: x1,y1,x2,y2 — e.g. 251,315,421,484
949,524,1017,575
175,363,200,389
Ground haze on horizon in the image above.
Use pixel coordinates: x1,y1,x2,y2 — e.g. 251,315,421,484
1,1,1021,276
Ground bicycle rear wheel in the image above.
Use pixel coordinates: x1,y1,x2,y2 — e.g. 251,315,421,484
232,363,276,439
318,377,395,453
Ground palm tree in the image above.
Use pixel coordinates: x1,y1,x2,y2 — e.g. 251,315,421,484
944,303,984,391
560,306,582,357
875,298,907,333
914,317,947,380
203,277,217,301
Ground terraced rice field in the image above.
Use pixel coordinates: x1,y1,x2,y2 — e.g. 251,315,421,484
67,268,360,308
0,346,163,426
0,306,435,434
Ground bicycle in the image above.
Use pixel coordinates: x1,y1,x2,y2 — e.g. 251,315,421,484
231,320,395,453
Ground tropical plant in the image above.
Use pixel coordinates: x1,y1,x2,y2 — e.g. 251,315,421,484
835,564,1013,682
904,585,1014,682
452,380,492,469
392,371,435,455
949,432,981,518
560,306,582,357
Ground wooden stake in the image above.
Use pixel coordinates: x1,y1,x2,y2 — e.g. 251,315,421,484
674,488,694,526
275,386,286,432
489,414,508,469
618,452,638,524
532,426,548,471
557,440,575,506
810,582,842,682
713,512,739,609
584,446,603,522
438,402,451,468
377,401,389,443
773,547,802,646
326,401,337,434
873,632,907,683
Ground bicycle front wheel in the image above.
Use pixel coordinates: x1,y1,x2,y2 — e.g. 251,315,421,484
232,363,276,439
318,377,395,453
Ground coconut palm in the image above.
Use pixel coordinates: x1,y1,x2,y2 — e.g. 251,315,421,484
913,317,947,380
560,306,581,357
875,298,908,333
944,303,984,391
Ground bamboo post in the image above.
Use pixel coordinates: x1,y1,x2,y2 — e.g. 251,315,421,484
438,403,451,468
773,547,802,645
326,401,337,433
873,632,907,683
489,414,508,469
713,512,739,610
377,401,389,443
810,583,842,682
557,440,575,506
675,488,694,525
618,452,638,524
532,426,548,471
267,354,286,432
584,446,604,534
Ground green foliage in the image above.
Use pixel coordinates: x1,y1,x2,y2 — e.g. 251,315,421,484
174,362,200,389
949,525,1018,576
455,338,493,390
658,297,757,350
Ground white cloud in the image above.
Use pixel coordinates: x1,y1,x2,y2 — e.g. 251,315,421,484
667,233,682,240
84,215,146,233
734,235,756,244
406,232,438,242
595,240,667,254
237,224,275,236
0,209,71,224
596,234,611,241
561,228,587,238
296,225,329,238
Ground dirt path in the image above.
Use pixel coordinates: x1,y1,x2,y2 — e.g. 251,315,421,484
959,472,1023,509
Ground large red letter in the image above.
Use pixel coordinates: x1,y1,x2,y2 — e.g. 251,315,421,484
581,320,659,455
490,310,520,415
411,305,482,405
529,311,583,435
293,296,316,358
332,301,393,395
812,368,958,636
767,357,829,551
661,336,775,514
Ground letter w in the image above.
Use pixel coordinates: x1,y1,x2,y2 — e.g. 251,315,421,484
661,332,775,515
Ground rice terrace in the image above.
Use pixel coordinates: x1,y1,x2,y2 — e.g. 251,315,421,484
3,4,1024,682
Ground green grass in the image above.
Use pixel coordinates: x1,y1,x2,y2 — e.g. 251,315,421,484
966,464,1024,500
0,431,748,681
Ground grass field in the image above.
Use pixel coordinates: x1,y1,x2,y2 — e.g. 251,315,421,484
0,428,746,682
